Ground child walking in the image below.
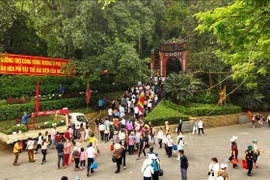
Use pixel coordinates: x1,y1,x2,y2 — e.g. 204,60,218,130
80,147,86,169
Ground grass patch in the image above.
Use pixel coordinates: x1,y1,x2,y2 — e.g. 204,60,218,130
145,101,189,126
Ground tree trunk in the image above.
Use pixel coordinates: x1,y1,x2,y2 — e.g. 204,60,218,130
209,72,213,88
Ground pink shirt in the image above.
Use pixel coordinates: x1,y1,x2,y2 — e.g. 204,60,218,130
80,151,86,161
64,142,72,154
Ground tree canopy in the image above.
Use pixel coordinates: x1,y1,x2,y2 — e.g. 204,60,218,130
1,0,270,110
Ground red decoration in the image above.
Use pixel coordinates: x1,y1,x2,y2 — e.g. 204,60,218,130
85,83,91,104
0,53,73,76
35,80,39,112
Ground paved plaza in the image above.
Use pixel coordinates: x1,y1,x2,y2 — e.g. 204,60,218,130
1,122,270,180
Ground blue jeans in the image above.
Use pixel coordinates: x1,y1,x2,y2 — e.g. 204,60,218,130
181,168,187,180
50,139,57,149
57,152,64,168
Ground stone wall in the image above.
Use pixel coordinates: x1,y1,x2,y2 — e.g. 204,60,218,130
190,113,251,128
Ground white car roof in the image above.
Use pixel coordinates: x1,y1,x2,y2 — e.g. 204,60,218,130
69,112,85,116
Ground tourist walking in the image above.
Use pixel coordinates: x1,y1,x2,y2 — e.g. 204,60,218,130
120,140,127,169
56,139,65,169
63,139,72,167
26,138,35,162
227,136,238,169
157,127,164,148
72,142,81,170
177,134,185,160
252,139,263,168
113,143,122,173
179,150,188,180
141,158,154,180
198,119,204,136
245,145,254,176
137,133,147,160
79,123,85,142
35,132,43,154
41,138,50,165
208,157,219,180
217,164,228,180
128,131,136,155
177,119,183,134
166,135,174,158
50,125,57,149
13,140,22,166
192,120,198,135
86,142,97,177
80,147,86,169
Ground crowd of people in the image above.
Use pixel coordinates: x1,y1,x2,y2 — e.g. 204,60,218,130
11,79,270,180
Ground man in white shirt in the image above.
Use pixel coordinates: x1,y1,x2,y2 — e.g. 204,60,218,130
119,129,126,141
99,123,105,141
134,106,139,119
120,118,126,129
26,138,35,162
108,108,113,120
86,142,97,177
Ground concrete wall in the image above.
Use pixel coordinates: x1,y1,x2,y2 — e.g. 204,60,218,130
190,113,251,128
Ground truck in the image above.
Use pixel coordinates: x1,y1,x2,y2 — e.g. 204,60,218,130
0,108,89,145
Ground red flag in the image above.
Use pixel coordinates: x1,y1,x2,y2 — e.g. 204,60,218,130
137,91,145,115
35,80,39,112
218,86,226,105
86,83,91,104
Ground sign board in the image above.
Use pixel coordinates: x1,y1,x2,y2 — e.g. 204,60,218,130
0,54,72,76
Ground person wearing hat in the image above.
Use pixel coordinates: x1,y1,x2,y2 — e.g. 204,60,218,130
148,148,160,180
252,139,263,168
217,164,228,180
245,145,254,176
141,158,154,180
113,143,122,173
227,136,238,168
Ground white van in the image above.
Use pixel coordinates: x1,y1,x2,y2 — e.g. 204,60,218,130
68,113,88,138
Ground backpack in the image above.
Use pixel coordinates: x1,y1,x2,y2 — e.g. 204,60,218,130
151,159,159,172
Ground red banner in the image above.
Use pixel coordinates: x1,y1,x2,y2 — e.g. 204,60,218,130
0,53,72,76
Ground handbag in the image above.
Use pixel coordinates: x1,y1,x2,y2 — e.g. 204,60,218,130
158,168,164,176
242,159,248,169
232,158,238,164
112,155,117,163
90,161,98,169
173,145,178,151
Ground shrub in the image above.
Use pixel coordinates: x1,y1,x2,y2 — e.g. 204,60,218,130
185,103,242,116
0,75,85,99
0,95,99,121
145,101,189,126
163,100,186,113
190,92,219,104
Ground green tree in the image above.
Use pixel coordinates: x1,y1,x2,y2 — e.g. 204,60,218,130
195,0,270,89
164,73,205,104
0,0,17,52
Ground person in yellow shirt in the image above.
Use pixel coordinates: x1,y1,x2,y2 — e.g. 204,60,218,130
13,140,22,166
